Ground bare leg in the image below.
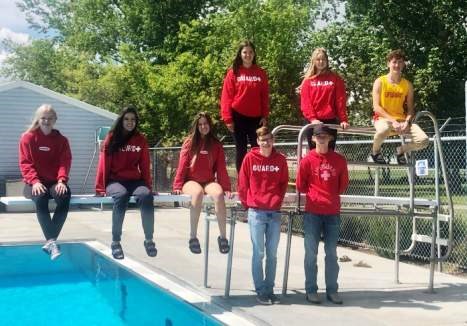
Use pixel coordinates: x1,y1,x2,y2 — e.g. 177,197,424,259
204,182,227,238
182,181,204,238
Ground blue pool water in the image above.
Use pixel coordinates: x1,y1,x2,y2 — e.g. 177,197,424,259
0,243,222,325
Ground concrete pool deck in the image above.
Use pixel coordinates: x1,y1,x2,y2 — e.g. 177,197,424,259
1,207,466,325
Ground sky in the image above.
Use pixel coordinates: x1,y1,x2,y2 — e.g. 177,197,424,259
0,1,37,71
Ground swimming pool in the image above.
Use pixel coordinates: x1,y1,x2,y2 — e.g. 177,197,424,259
0,242,246,325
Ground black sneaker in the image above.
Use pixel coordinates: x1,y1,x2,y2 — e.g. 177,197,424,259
111,241,124,260
256,294,272,305
371,152,387,164
269,293,281,304
396,152,407,165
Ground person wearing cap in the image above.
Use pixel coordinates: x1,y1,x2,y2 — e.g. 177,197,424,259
299,47,349,150
371,49,429,164
238,126,289,305
296,124,349,304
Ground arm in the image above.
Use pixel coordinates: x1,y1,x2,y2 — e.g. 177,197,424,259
215,143,231,192
400,81,414,132
295,158,309,194
335,75,349,125
279,156,289,201
300,79,315,121
172,141,190,192
237,154,250,208
220,69,236,126
139,137,153,191
338,157,349,194
18,134,40,185
57,137,72,183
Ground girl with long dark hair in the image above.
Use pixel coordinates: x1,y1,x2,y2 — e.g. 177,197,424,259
95,106,157,259
173,112,232,254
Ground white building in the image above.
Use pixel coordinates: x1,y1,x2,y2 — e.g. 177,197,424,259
0,81,117,195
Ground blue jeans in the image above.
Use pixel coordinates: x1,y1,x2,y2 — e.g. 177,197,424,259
248,208,281,295
303,213,340,295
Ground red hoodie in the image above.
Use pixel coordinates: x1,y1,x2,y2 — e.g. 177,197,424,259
300,72,348,123
220,65,269,124
19,129,72,185
95,132,152,195
173,139,231,192
238,147,288,211
296,149,349,215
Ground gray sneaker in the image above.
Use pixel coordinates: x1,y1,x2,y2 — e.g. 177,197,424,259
48,241,61,260
327,293,343,304
305,293,321,304
42,240,52,254
256,294,272,305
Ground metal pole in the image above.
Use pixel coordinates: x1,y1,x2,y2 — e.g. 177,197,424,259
282,211,294,295
427,207,438,293
224,208,237,298
203,208,210,288
395,215,400,284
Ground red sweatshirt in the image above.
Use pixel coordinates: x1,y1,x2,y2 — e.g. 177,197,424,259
238,147,288,211
95,132,152,195
173,139,231,192
296,149,349,215
220,65,269,124
300,72,348,123
19,129,72,185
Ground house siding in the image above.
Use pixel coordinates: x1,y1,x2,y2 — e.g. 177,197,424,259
0,85,116,194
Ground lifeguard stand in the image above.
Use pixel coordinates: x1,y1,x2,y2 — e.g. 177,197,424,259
273,111,454,294
81,126,111,194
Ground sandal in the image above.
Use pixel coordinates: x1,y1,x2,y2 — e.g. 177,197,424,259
396,152,407,165
144,240,158,257
339,255,352,262
111,242,124,260
217,236,230,254
189,238,201,254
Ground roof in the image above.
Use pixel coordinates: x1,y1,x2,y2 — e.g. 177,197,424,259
0,80,118,120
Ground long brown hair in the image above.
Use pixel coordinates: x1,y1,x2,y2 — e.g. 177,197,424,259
232,40,257,76
185,112,219,165
303,47,330,79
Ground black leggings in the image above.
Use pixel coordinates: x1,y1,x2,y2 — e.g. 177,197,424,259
24,183,71,241
306,118,338,150
106,180,154,242
232,110,262,171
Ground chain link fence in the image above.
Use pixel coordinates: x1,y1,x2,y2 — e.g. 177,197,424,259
151,117,467,274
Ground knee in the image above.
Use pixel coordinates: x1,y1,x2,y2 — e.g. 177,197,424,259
191,190,204,206
113,190,129,203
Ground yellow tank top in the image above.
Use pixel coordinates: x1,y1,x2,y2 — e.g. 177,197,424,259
379,75,409,120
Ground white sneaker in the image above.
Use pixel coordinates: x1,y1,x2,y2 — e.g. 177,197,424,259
48,241,61,260
42,240,52,254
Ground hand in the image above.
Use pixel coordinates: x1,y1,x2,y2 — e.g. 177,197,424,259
173,189,182,195
32,182,47,196
55,182,68,196
226,123,234,133
392,120,402,133
95,192,105,197
311,119,322,125
259,117,267,127
224,191,233,199
400,121,410,133
340,121,349,129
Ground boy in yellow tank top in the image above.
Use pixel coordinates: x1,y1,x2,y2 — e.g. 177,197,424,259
371,49,428,164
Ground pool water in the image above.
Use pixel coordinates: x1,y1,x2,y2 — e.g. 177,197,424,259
0,243,221,325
